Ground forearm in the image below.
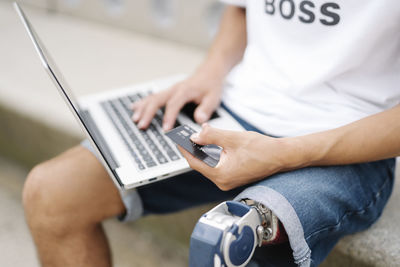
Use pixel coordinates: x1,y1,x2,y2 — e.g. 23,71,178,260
195,6,247,80
185,106,398,190
287,105,400,168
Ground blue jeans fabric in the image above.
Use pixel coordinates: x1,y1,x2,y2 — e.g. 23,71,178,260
82,103,396,266
238,159,395,266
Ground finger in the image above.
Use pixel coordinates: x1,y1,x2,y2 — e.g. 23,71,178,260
194,94,220,124
190,123,235,147
163,93,190,131
130,101,140,110
137,99,162,129
131,100,145,122
132,89,172,125
177,146,214,175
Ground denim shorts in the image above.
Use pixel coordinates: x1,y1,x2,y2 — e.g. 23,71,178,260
81,104,396,267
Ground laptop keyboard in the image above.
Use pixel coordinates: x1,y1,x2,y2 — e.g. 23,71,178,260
101,92,181,171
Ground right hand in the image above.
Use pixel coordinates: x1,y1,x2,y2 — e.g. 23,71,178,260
131,72,224,131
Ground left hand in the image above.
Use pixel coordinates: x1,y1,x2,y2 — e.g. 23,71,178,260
177,124,301,191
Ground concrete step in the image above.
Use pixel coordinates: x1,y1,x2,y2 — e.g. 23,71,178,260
1,2,399,266
14,0,223,48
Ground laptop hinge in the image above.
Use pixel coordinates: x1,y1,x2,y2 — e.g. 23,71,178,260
80,110,123,187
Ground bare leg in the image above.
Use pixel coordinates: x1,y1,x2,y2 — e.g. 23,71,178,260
23,146,126,267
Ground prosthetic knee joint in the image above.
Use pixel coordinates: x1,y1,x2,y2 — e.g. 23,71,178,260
189,199,281,267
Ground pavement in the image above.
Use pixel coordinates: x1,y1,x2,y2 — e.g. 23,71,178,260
0,156,187,267
0,157,39,267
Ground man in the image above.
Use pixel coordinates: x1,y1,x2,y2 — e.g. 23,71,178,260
23,0,400,266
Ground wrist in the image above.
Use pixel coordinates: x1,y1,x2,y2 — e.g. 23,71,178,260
278,136,315,171
189,67,225,92
284,133,335,169
194,56,231,83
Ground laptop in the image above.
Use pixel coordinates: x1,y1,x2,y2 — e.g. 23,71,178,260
14,2,244,189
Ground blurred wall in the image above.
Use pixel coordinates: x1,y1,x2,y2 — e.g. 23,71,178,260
11,0,224,48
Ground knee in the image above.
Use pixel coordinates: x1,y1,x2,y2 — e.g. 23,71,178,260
23,162,77,233
23,163,48,217
23,163,56,222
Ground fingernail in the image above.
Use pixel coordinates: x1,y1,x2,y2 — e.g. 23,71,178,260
132,113,140,122
163,123,171,132
197,111,207,122
138,120,145,129
190,133,199,141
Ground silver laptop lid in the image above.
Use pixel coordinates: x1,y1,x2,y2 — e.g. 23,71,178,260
14,2,124,187
14,2,81,113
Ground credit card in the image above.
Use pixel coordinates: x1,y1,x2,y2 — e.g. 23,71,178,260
165,125,222,168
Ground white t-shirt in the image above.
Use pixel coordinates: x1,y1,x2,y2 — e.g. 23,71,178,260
220,0,400,137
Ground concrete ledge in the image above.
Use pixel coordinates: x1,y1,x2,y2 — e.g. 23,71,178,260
1,2,399,266
14,0,223,48
0,103,80,168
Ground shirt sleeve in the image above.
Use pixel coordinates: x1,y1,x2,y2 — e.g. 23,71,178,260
219,0,246,8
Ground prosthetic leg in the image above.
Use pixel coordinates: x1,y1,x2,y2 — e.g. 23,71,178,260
189,199,287,267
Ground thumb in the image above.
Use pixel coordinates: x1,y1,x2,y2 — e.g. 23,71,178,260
191,123,234,147
194,94,220,124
